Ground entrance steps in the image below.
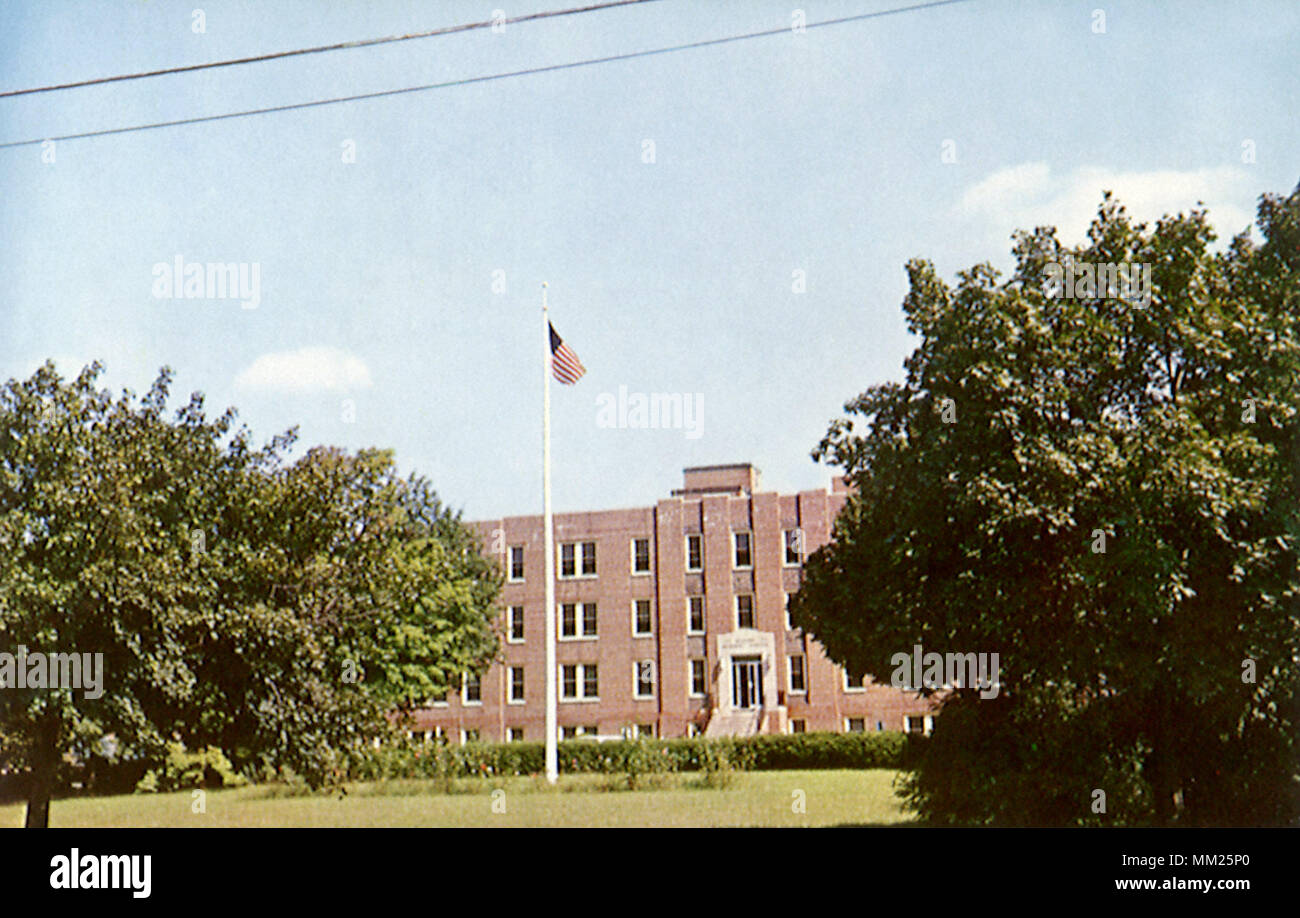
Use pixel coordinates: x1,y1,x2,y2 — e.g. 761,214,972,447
703,709,762,738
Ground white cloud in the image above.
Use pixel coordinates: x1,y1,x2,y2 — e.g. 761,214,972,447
955,163,1258,247
234,346,373,394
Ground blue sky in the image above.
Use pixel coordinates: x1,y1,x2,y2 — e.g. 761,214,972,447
2,0,1297,520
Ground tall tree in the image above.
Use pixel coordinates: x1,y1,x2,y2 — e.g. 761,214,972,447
794,184,1300,826
0,364,499,826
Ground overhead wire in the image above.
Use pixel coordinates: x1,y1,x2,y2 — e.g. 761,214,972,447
0,0,972,151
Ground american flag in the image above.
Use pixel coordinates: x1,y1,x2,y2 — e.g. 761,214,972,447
549,322,586,385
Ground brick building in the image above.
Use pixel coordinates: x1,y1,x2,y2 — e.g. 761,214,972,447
410,463,935,743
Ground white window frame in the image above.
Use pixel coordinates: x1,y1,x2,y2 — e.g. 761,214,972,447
558,602,598,641
462,672,483,706
507,605,525,644
559,540,598,580
631,537,652,575
783,528,803,567
632,599,654,637
687,595,706,634
508,545,525,582
689,658,707,697
461,728,480,745
636,723,655,739
842,668,867,693
560,663,600,702
788,719,806,735
685,534,703,572
844,717,866,734
507,665,526,704
733,531,753,570
735,594,755,629
784,592,793,630
633,659,655,699
787,655,806,694
507,727,525,742
560,724,600,740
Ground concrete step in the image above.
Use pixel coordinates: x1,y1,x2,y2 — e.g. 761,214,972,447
703,709,762,738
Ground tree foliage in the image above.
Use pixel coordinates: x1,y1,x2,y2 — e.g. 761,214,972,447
793,184,1300,826
0,364,500,825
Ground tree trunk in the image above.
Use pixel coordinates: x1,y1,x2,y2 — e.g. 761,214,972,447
24,719,59,829
1147,695,1185,826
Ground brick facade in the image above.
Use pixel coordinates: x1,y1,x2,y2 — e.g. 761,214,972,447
409,464,935,743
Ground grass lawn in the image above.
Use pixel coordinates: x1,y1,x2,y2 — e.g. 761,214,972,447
0,769,913,828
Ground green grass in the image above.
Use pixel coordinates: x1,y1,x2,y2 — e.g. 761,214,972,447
0,769,913,828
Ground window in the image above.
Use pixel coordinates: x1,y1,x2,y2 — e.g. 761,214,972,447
689,658,707,696
687,722,702,738
561,725,599,740
561,663,599,701
634,660,655,698
784,593,793,630
559,602,598,639
686,534,703,571
843,668,866,693
788,655,806,693
789,719,806,734
632,599,653,636
559,541,597,579
783,528,803,566
507,605,525,643
462,728,480,744
733,532,752,569
463,672,482,705
736,594,755,629
636,723,655,738
508,545,525,581
687,596,705,633
508,727,525,742
508,665,525,703
845,718,866,733
631,538,651,574
906,715,935,735
430,692,450,708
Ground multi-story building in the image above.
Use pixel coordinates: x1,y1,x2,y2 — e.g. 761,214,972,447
410,463,935,744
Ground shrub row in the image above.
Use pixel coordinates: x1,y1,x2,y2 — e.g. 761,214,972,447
344,730,918,781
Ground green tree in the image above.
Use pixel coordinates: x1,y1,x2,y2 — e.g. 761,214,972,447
793,184,1300,826
0,363,499,826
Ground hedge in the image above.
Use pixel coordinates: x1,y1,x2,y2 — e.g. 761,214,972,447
344,730,920,781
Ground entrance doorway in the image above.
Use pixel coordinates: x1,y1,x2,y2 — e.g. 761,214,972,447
732,656,763,709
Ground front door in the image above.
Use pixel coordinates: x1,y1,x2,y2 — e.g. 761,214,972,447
732,656,763,709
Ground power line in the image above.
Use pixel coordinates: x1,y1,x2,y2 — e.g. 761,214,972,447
0,0,661,99
0,0,972,151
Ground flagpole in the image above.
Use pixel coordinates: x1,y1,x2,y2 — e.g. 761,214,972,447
542,282,558,784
